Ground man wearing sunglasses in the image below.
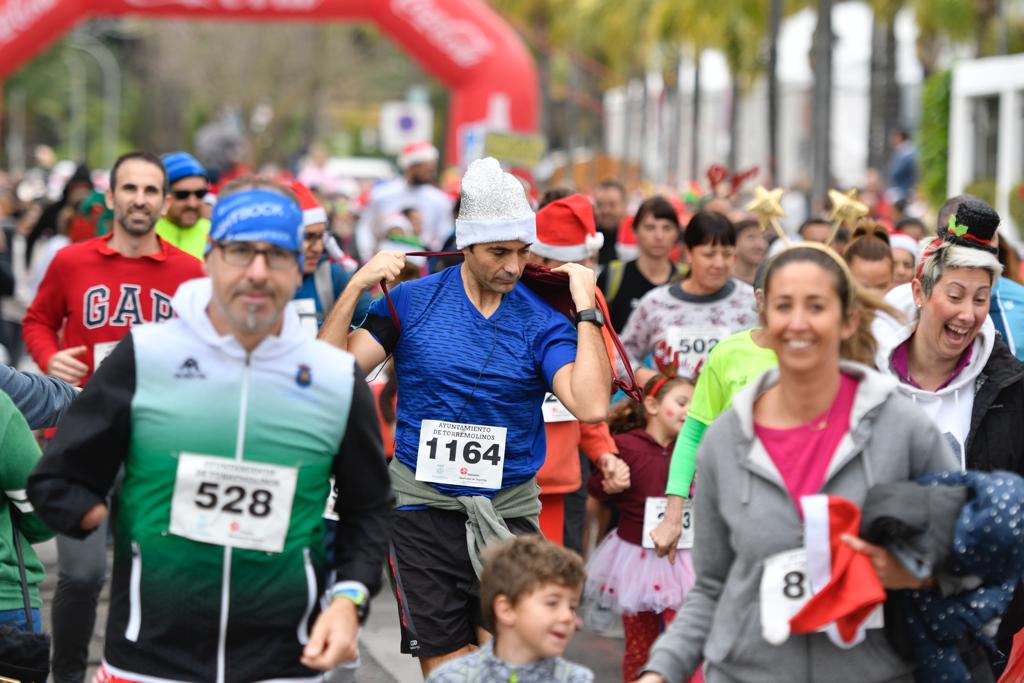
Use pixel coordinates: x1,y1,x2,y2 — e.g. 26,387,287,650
29,186,393,682
156,151,211,261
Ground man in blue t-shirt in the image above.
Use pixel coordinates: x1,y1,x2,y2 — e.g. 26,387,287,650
319,158,611,677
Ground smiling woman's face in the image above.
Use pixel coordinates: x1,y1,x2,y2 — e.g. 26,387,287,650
762,261,856,375
913,267,992,362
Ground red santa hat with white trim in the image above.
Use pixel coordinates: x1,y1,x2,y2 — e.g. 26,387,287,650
288,180,327,228
788,495,886,648
398,141,439,170
532,194,604,263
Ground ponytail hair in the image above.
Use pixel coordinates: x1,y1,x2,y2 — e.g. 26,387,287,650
607,374,691,435
763,243,899,365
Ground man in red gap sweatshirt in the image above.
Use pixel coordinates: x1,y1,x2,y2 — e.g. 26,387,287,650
23,151,204,388
20,150,203,683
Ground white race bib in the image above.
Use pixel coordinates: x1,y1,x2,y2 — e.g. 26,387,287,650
664,325,730,373
293,298,319,339
93,341,118,369
169,453,298,553
642,497,694,549
760,548,813,645
760,548,884,646
542,393,576,423
415,420,506,489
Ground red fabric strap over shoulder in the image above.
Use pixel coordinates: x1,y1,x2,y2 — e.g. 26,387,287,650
377,255,643,401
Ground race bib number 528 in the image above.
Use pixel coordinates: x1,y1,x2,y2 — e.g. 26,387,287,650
415,420,506,489
169,453,297,554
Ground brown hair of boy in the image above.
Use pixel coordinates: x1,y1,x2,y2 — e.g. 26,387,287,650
479,535,585,633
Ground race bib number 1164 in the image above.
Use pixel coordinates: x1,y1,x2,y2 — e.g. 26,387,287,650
415,420,506,489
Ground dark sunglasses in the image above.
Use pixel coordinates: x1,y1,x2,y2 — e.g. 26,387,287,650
172,188,209,201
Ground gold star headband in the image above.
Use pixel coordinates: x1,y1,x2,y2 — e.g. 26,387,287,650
745,185,788,243
826,188,869,246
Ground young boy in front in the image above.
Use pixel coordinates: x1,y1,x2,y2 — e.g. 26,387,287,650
427,535,594,683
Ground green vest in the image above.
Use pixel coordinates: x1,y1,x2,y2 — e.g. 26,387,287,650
156,216,210,261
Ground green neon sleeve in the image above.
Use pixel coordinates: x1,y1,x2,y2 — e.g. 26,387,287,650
665,417,708,498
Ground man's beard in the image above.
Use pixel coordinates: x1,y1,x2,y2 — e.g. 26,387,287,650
118,211,157,236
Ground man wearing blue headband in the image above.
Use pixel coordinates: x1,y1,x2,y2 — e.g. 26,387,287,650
29,185,394,682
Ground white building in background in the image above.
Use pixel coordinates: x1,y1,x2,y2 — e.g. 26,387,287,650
949,53,1024,246
604,1,928,190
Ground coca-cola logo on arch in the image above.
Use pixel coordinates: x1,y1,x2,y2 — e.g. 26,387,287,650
391,0,493,69
123,0,323,9
0,0,59,48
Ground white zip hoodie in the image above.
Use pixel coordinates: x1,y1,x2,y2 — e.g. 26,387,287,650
872,283,995,468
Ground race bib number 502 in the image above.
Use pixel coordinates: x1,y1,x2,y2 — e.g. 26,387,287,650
415,420,506,489
169,453,297,553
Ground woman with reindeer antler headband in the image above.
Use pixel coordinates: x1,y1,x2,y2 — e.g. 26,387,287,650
586,341,702,683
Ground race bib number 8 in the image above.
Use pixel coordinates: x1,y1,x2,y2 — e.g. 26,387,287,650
760,548,812,645
642,497,694,549
169,453,297,553
415,420,506,489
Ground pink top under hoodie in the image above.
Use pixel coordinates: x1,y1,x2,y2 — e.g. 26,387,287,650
754,374,859,509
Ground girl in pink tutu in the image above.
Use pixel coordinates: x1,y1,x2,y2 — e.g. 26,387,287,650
586,343,702,683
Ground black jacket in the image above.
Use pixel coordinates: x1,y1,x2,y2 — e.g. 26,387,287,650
963,336,1024,656
965,336,1024,473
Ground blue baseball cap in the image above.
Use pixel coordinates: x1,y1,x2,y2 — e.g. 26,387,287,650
161,151,207,185
208,189,303,260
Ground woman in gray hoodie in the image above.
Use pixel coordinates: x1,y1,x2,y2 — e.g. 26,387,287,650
637,244,958,683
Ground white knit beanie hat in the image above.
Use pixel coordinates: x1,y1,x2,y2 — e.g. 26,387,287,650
455,157,536,249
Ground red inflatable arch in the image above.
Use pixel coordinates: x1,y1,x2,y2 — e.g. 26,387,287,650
0,0,539,165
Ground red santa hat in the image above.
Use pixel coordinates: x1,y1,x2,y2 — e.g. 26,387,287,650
398,141,439,170
288,180,327,228
532,194,604,262
616,215,639,262
789,495,886,648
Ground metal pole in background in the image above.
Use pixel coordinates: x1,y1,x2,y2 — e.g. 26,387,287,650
811,0,833,212
68,32,120,169
63,53,87,163
767,0,782,184
4,88,27,174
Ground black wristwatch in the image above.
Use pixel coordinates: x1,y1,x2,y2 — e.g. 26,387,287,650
574,308,605,328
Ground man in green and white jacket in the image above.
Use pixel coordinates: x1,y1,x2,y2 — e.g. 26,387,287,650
29,186,393,682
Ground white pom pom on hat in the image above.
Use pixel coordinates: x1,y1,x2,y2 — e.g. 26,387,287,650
455,157,536,249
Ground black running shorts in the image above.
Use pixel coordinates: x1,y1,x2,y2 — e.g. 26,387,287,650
388,507,537,657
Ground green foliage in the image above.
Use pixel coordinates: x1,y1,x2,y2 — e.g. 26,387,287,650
1007,182,1024,237
919,69,951,207
964,178,995,204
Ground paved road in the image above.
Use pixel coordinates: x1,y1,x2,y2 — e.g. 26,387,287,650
35,539,625,682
